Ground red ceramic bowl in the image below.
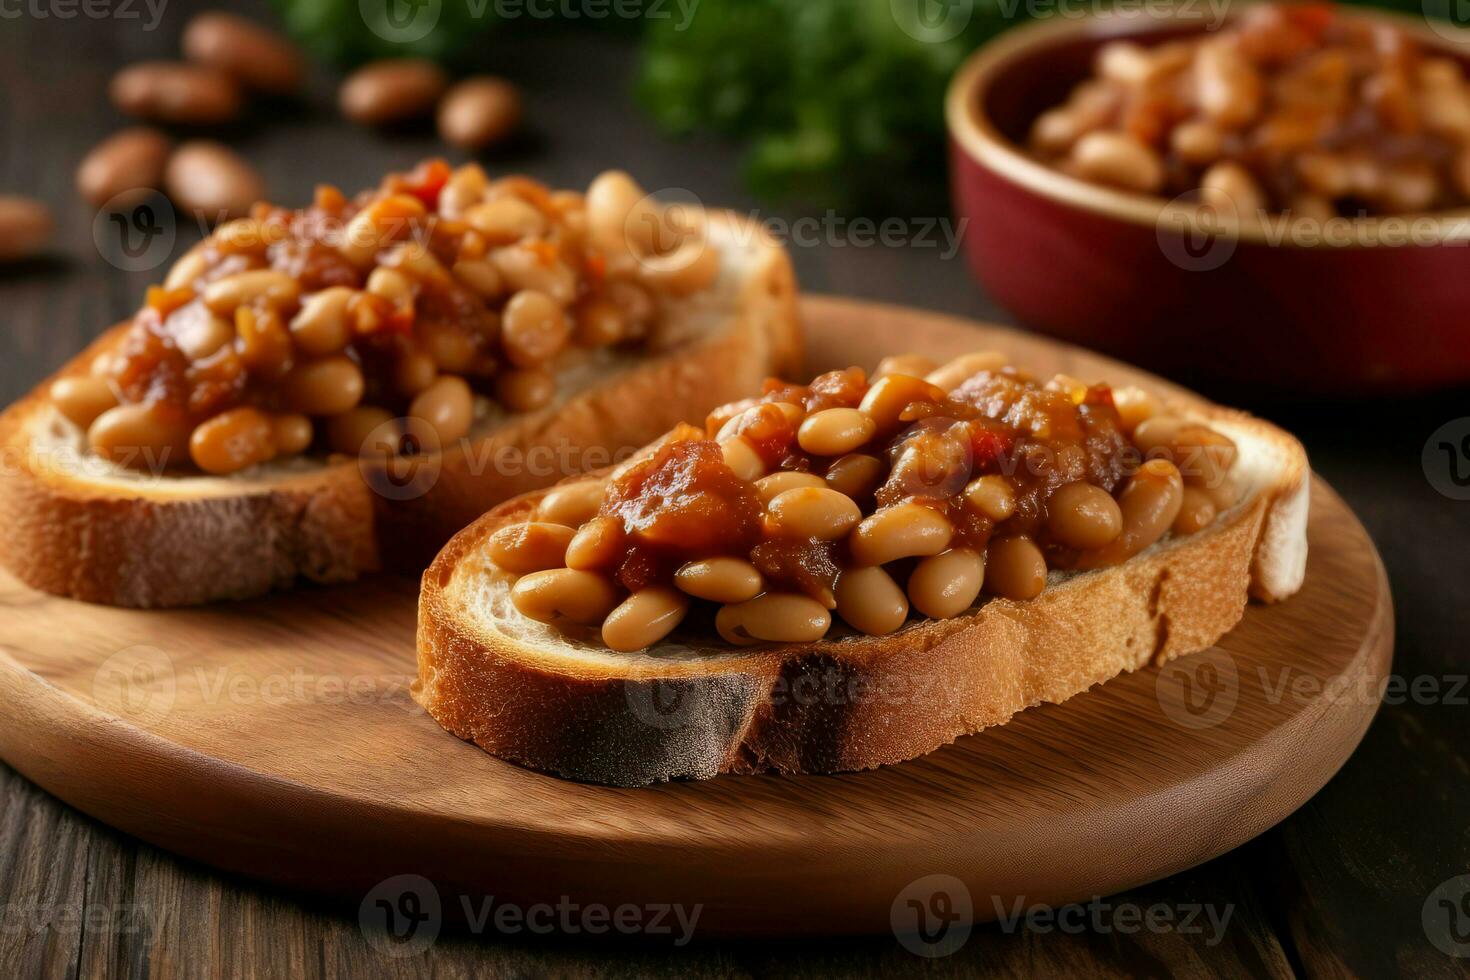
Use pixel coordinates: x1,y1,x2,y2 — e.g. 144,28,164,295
947,7,1470,394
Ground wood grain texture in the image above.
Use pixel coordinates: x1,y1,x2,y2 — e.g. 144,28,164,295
0,298,1390,940
2,2,1463,972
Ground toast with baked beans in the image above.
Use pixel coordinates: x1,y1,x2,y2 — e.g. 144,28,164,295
0,162,800,606
416,352,1308,785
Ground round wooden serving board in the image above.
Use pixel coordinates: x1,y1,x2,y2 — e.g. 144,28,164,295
0,297,1392,938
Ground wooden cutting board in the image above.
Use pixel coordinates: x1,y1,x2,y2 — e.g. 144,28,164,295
0,296,1392,939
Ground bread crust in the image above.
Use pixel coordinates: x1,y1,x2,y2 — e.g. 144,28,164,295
414,405,1309,786
0,211,800,607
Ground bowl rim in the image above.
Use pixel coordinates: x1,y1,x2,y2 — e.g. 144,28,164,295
946,4,1470,249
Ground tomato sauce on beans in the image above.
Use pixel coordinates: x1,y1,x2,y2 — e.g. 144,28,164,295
493,353,1240,651
61,161,719,475
1030,3,1470,217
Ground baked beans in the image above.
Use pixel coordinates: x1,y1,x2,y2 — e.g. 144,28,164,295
586,170,658,256
326,406,395,456
798,408,875,457
452,259,505,301
487,521,576,575
984,536,1048,600
283,357,365,416
87,403,191,467
50,376,118,429
1132,416,1237,488
573,298,626,347
755,471,826,503
493,246,577,305
203,269,299,315
925,352,1007,392
767,487,862,540
494,368,556,413
638,240,720,296
715,593,832,645
537,480,606,527
874,353,936,380
850,502,954,567
602,587,690,652
502,290,571,367
565,516,625,571
64,162,723,475
394,346,438,396
1031,4,1470,217
511,568,621,626
1076,460,1184,569
1174,486,1219,536
477,353,1237,651
271,413,313,456
720,436,766,481
963,475,1015,522
823,453,886,503
1111,385,1159,434
834,565,909,636
467,196,546,243
288,287,354,356
189,406,276,474
907,547,985,619
1046,481,1124,550
409,376,474,445
674,557,764,604
858,374,946,435
1071,132,1165,193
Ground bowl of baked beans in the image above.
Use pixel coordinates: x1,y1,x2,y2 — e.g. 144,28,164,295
947,2,1470,393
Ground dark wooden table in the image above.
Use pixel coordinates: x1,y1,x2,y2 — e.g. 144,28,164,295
2,3,1468,977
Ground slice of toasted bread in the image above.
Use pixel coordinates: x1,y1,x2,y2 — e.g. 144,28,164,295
415,402,1308,787
0,212,800,607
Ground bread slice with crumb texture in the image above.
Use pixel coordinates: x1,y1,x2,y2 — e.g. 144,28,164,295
0,212,800,607
415,402,1308,786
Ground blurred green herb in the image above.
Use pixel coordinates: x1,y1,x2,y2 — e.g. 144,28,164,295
637,0,1016,211
269,0,494,65
273,0,1452,211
